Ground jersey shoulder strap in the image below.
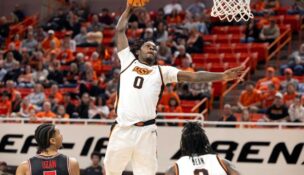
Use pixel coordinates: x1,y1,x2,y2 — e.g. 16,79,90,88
120,59,137,74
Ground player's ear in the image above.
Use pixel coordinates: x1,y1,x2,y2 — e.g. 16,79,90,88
49,137,56,145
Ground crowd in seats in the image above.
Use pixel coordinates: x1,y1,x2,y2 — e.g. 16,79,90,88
0,0,303,123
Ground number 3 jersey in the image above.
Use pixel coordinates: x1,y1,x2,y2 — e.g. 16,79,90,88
116,47,180,126
176,154,227,175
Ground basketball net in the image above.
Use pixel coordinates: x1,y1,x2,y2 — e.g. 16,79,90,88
211,0,253,22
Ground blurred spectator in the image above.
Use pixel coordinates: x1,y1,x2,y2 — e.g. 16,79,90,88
186,27,204,53
32,62,49,83
259,20,280,43
99,8,114,26
13,4,25,22
155,21,168,42
41,30,61,51
89,14,103,32
166,9,182,24
3,52,18,71
264,0,280,13
11,34,21,50
57,41,75,65
14,98,35,118
91,52,102,74
34,26,47,42
137,10,150,29
62,32,76,52
280,68,299,92
6,80,20,101
283,83,298,107
77,93,90,119
21,32,38,52
0,61,7,82
172,45,192,65
11,92,22,114
234,81,261,121
35,101,56,118
86,26,103,46
280,43,304,76
89,96,109,119
49,84,63,104
62,93,76,118
217,104,237,128
84,152,104,175
25,83,45,107
47,60,64,85
263,92,289,122
142,28,155,41
0,17,9,45
164,0,183,15
64,63,79,85
0,161,13,175
18,65,34,87
4,43,22,62
157,41,172,64
56,105,69,119
160,84,181,107
288,1,304,15
180,57,194,72
3,61,21,82
165,97,183,113
261,84,277,109
74,26,88,46
256,67,280,91
186,0,205,16
0,91,11,117
242,19,259,43
190,81,212,100
288,95,304,122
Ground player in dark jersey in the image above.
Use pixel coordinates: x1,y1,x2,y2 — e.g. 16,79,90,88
165,122,241,175
16,123,80,175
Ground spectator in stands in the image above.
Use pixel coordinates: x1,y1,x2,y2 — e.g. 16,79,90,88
155,21,168,43
261,84,277,109
11,34,21,50
186,27,204,53
15,98,35,118
4,52,17,71
86,25,103,46
62,92,76,118
154,8,166,25
160,84,181,108
41,30,61,51
90,52,102,74
234,81,261,121
21,32,38,52
4,43,22,62
74,26,88,46
62,32,76,52
0,161,13,175
164,0,183,15
35,101,56,118
186,0,205,16
56,105,69,119
264,0,280,13
0,17,9,46
288,95,304,122
89,14,103,32
283,83,298,107
280,43,304,76
89,96,109,119
34,26,47,42
142,28,155,41
99,8,114,27
288,1,304,15
64,63,79,85
57,41,75,65
157,41,172,64
166,9,182,24
172,45,192,65
105,69,119,97
18,65,34,87
259,19,280,43
280,68,299,92
190,81,212,100
84,152,105,175
0,91,11,117
13,4,25,22
263,92,289,122
6,80,19,101
76,92,90,119
3,61,21,82
165,97,183,114
46,60,64,85
11,92,22,114
0,60,7,82
45,41,61,62
26,83,45,108
256,67,280,91
32,62,49,84
137,9,150,29
180,57,194,72
49,84,63,104
217,104,237,128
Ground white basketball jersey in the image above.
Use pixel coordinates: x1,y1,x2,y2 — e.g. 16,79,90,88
116,47,180,126
176,154,227,175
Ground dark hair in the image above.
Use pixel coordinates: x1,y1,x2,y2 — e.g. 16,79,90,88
34,123,56,154
90,151,101,160
180,122,214,157
244,81,255,87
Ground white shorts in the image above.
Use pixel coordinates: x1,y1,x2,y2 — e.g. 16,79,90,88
104,123,158,175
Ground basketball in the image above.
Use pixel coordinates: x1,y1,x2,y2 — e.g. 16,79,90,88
127,0,149,7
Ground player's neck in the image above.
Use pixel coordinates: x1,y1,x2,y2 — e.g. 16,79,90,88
40,147,58,157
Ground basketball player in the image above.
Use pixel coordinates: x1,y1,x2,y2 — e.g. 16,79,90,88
16,123,80,175
104,2,245,175
165,122,240,175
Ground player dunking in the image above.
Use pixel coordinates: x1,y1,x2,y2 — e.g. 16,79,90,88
165,122,241,175
104,2,245,175
16,124,80,175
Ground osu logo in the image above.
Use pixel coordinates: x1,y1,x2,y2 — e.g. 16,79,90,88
133,66,152,75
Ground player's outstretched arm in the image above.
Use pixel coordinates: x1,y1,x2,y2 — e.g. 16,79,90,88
164,165,177,175
221,158,242,175
177,65,245,83
69,157,80,175
16,161,28,175
116,3,133,52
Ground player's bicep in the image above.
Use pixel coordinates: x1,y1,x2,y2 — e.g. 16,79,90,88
69,158,80,175
177,71,196,82
16,162,28,175
164,166,177,175
116,31,129,52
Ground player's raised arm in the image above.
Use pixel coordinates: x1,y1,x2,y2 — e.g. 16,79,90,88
177,65,245,83
116,3,133,52
220,158,242,175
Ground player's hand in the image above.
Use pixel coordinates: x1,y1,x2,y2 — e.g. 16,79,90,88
223,64,246,81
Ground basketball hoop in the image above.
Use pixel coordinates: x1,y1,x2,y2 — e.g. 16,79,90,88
211,0,253,22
